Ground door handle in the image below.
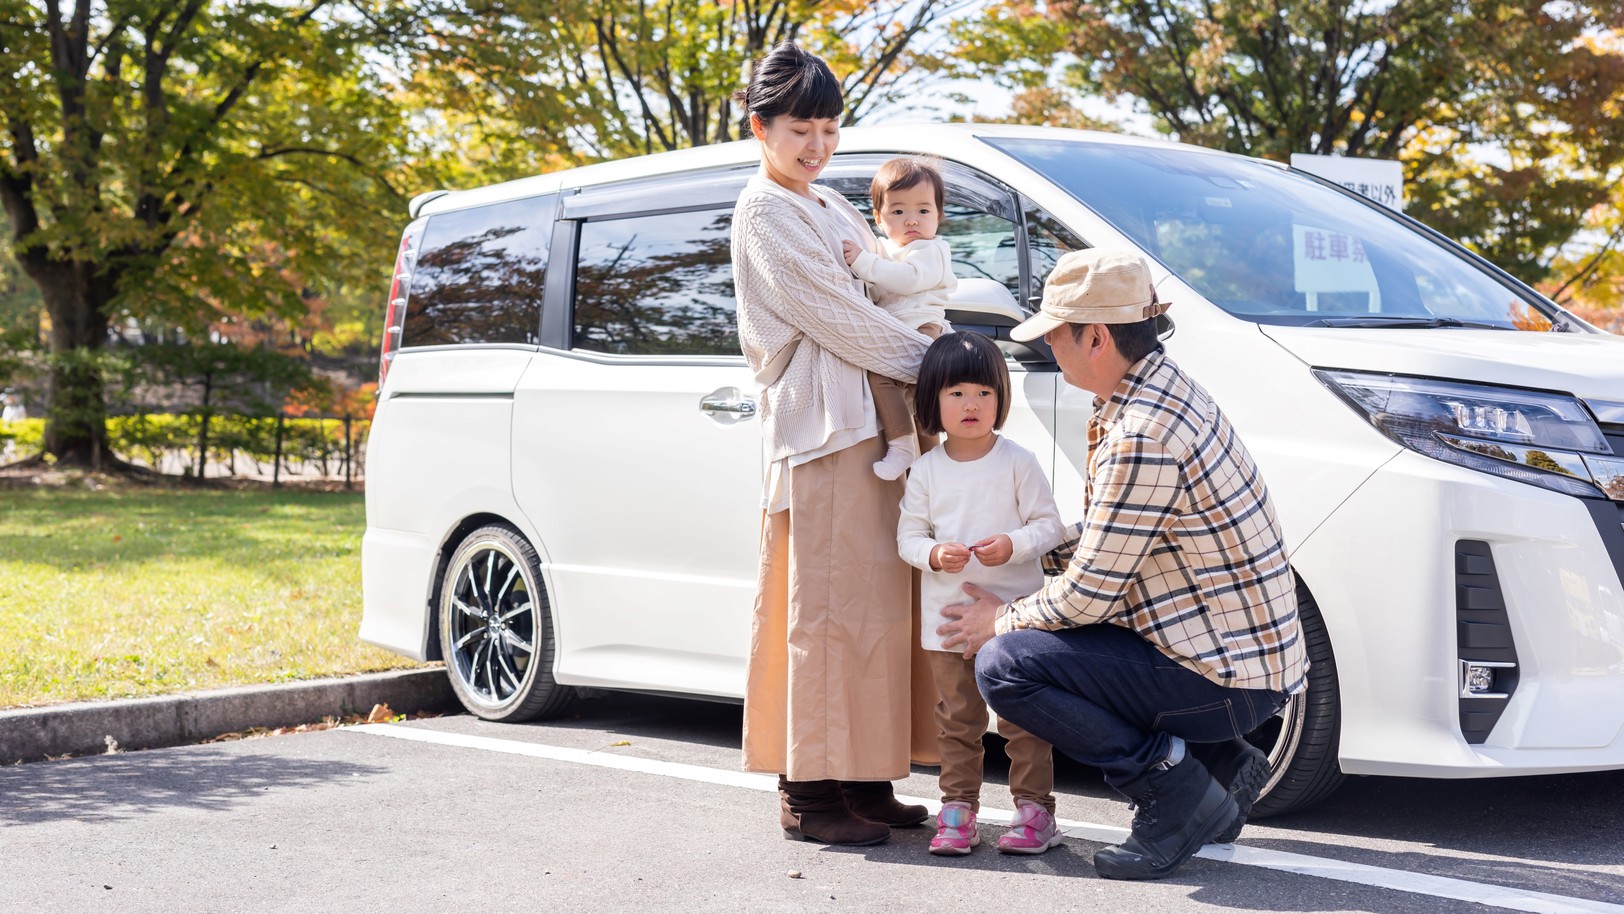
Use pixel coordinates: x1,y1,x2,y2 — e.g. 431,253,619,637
700,388,757,424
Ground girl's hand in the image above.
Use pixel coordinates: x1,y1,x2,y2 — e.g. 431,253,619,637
970,534,1014,567
931,542,972,574
841,239,861,266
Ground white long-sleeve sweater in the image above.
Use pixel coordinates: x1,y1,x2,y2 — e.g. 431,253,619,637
850,237,957,331
898,436,1067,651
732,172,931,463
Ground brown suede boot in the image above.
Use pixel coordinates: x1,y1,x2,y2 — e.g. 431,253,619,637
779,777,890,846
840,780,929,827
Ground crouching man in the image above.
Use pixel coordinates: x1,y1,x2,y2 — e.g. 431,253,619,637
939,247,1307,880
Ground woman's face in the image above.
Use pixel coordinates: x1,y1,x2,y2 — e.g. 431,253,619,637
752,114,840,195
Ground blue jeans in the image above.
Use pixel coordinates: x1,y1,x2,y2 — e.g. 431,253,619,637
975,624,1286,789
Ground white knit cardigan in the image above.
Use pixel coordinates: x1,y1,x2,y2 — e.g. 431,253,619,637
732,173,931,462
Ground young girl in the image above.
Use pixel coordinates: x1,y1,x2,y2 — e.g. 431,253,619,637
897,331,1067,856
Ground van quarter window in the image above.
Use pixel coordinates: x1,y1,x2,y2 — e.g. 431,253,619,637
403,196,552,348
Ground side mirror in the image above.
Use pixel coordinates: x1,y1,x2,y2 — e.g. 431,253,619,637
944,278,1024,327
944,278,1053,366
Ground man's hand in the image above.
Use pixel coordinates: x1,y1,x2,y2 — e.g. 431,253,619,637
937,583,1003,659
970,534,1013,567
931,542,972,574
841,239,861,266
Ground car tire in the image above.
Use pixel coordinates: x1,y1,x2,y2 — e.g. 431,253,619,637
438,524,573,722
1247,577,1345,818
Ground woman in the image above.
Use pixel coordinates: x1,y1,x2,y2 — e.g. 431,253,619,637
730,42,939,846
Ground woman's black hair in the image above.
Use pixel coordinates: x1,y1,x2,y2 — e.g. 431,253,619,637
732,41,843,126
914,331,1011,435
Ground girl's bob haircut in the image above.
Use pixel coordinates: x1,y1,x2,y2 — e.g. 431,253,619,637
914,331,1011,435
731,42,843,126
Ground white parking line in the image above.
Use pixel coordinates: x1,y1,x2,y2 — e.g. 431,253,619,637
350,723,1624,914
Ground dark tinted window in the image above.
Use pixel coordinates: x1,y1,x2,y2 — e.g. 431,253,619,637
1022,196,1087,306
573,208,738,356
403,196,552,347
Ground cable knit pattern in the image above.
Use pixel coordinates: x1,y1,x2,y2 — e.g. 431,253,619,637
733,174,932,461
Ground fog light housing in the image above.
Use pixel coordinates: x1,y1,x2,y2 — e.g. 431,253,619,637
1460,660,1515,698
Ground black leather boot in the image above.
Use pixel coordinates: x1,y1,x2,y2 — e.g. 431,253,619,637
779,777,890,846
1093,754,1237,880
1190,739,1271,844
839,780,929,827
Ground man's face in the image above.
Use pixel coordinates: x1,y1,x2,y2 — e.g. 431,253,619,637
1044,322,1115,397
1044,323,1090,392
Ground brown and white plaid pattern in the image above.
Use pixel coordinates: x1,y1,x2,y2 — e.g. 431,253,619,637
998,351,1307,694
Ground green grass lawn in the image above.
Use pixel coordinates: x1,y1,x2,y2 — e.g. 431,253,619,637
0,485,424,709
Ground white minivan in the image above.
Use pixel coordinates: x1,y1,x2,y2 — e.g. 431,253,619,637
359,123,1624,817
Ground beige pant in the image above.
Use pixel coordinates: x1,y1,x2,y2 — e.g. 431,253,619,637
927,649,1055,813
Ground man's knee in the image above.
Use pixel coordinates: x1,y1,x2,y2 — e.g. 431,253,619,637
974,630,1042,708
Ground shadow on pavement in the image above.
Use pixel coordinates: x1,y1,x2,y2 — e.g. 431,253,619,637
0,747,386,825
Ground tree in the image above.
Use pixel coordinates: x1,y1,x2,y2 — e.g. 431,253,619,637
0,0,417,468
407,0,967,164
953,1,1624,288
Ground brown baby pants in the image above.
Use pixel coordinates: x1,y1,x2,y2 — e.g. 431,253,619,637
868,322,944,447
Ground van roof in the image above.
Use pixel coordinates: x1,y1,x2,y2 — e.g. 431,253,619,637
412,123,1211,218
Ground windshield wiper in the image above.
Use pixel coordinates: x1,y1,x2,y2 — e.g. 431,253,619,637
1303,315,1512,330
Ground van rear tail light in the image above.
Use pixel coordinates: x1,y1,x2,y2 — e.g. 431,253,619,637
379,220,425,387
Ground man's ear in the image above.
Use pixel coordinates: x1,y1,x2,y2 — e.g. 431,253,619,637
1087,323,1111,358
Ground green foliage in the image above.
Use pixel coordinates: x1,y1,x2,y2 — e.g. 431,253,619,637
0,1,423,461
135,340,316,414
403,0,960,167
3,413,367,475
0,417,44,455
0,487,420,708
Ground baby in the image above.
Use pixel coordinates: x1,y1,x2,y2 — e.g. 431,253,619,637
842,156,957,480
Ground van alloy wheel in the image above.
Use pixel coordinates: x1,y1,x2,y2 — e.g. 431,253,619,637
439,524,573,722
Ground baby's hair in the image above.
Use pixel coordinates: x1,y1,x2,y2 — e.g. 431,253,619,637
914,331,1010,435
731,42,843,126
870,156,945,216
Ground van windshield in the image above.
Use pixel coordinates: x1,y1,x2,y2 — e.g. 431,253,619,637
988,137,1559,331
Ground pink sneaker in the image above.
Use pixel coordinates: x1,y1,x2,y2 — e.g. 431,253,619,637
929,801,979,856
997,799,1061,855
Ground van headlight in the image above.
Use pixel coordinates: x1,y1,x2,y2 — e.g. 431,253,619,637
1314,370,1620,500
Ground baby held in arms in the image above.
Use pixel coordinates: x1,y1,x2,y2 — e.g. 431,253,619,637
842,156,957,480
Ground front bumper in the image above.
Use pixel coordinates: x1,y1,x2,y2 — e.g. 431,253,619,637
1291,450,1624,778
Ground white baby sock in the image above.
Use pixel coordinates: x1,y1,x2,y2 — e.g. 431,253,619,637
873,435,919,481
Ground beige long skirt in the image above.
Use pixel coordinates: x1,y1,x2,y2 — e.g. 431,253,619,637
742,434,940,781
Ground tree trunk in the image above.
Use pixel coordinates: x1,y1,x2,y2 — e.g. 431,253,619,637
29,257,120,470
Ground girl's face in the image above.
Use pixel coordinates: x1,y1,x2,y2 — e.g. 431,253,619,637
937,381,998,442
752,114,840,195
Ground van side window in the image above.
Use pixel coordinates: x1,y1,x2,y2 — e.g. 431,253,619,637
1023,198,1086,304
572,208,738,356
403,197,551,347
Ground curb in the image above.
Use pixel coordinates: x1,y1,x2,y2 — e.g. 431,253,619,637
0,667,459,764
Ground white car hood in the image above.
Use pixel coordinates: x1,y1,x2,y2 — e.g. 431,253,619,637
1259,325,1624,408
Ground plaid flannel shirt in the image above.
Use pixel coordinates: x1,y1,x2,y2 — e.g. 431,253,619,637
998,350,1307,694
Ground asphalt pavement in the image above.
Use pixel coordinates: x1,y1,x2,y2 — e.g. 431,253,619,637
4,688,1623,914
